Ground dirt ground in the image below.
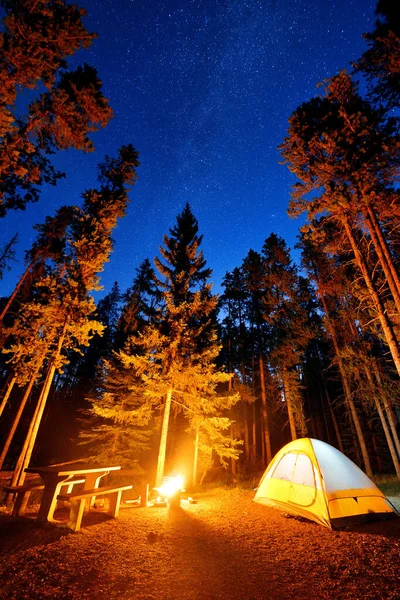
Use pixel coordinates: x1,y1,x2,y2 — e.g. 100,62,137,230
0,488,399,600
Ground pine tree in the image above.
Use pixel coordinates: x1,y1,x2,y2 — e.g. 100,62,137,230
261,234,311,440
85,204,240,488
0,0,113,217
0,145,140,482
355,0,400,111
280,71,400,377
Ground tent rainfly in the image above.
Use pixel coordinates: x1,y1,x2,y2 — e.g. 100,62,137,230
253,438,399,529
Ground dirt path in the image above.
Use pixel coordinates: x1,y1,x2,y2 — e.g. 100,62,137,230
1,488,399,599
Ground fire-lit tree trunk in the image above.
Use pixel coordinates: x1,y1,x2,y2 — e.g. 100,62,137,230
374,397,400,478
321,374,344,453
282,367,297,441
13,320,68,486
342,217,400,378
230,423,237,476
372,362,400,459
364,204,400,310
0,364,41,470
0,262,33,326
252,401,257,461
259,353,272,464
243,402,250,461
355,368,400,478
155,388,173,488
192,426,199,487
318,287,373,476
0,375,16,418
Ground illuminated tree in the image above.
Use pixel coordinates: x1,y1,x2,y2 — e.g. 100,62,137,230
87,205,239,487
77,261,161,469
0,205,76,326
0,145,140,482
114,258,161,351
78,355,153,472
0,0,113,217
280,71,400,376
220,267,256,467
298,223,373,475
152,204,238,485
261,234,311,440
299,221,400,478
241,250,273,465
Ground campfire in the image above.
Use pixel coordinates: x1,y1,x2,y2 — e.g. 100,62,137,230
154,476,185,507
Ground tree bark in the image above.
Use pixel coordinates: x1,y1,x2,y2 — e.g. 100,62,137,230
192,427,199,487
342,216,400,377
0,365,41,470
0,375,17,418
13,318,69,486
155,387,173,487
365,204,400,307
321,374,344,453
282,367,297,441
318,282,373,476
0,262,33,325
259,353,272,464
372,362,400,459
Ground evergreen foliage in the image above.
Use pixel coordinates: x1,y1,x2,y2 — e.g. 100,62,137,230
0,0,113,216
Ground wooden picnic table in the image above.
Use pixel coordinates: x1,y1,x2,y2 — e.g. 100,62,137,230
25,463,121,523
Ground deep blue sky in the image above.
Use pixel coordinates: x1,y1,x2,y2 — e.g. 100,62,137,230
1,0,377,299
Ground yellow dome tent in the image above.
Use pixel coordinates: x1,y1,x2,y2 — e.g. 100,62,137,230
253,438,398,528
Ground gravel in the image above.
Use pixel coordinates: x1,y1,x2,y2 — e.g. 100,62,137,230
1,487,399,600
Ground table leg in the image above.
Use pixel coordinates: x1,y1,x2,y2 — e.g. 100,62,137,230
83,471,109,511
37,475,74,523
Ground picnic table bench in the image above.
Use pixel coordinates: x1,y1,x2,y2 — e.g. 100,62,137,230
2,477,85,518
24,463,122,524
57,484,133,531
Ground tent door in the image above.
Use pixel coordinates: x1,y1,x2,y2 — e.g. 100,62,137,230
288,453,317,507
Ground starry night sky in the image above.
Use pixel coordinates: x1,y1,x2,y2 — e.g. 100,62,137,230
1,0,377,299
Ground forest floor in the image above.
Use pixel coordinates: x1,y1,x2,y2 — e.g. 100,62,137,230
0,487,400,600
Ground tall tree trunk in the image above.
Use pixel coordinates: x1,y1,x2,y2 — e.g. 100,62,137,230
0,262,33,325
13,319,69,486
252,401,257,460
251,353,257,460
258,353,272,464
192,426,199,487
318,286,372,476
260,408,265,464
0,375,17,418
342,217,400,376
372,362,400,459
282,367,297,441
240,359,250,460
243,402,250,461
200,451,213,485
365,204,400,307
374,397,400,478
0,365,41,470
230,423,237,476
321,374,344,453
155,387,173,487
359,368,400,477
13,365,54,486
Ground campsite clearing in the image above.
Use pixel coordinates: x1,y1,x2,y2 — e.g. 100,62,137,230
1,487,399,600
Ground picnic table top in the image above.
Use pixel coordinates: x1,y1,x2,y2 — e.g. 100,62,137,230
25,464,121,476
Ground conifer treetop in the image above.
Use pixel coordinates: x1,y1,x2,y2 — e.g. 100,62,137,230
155,203,212,301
